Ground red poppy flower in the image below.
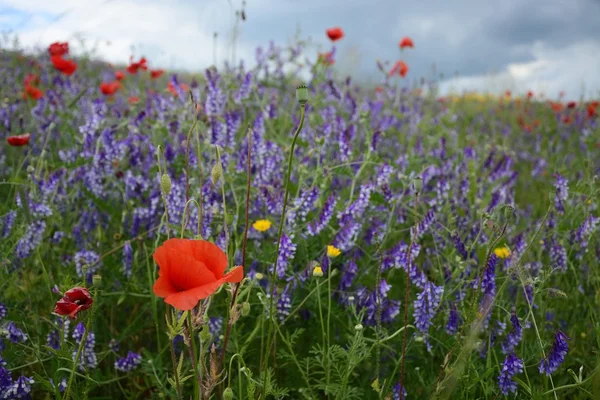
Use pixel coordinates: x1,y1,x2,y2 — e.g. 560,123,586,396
389,60,408,77
166,81,189,96
550,102,564,113
51,56,77,76
527,91,533,99
567,101,576,109
587,105,597,119
115,70,125,81
128,96,140,104
23,85,44,100
99,81,121,95
317,51,335,65
150,69,164,79
505,90,511,97
326,27,344,42
7,133,31,146
53,287,93,319
375,86,383,93
153,239,244,310
399,37,414,49
24,74,40,86
48,42,69,57
563,115,572,124
127,57,148,74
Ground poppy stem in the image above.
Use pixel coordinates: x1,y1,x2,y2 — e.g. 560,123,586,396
62,289,95,400
168,309,183,400
263,103,306,375
185,313,201,400
218,124,252,381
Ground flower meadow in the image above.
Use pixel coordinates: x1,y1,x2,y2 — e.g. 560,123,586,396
1,27,600,400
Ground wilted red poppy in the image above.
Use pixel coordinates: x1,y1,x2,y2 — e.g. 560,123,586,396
563,115,572,124
317,51,335,65
128,96,140,104
389,60,408,77
567,101,576,109
100,81,121,95
326,27,344,42
23,85,44,100
115,70,125,81
150,69,164,79
527,91,533,99
51,56,77,76
399,37,414,49
153,239,244,310
48,42,69,57
54,287,93,319
7,133,31,146
127,57,148,74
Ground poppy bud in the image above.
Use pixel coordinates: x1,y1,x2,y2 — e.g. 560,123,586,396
92,274,102,288
211,163,222,185
241,302,250,316
225,211,234,225
223,388,234,400
354,323,363,331
296,85,309,105
412,177,423,192
160,173,172,195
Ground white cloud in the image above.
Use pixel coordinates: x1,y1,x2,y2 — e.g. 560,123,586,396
1,0,255,71
439,40,600,100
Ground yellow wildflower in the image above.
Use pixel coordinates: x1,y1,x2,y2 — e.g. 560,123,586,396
493,246,511,259
252,219,272,232
327,245,341,257
312,265,324,277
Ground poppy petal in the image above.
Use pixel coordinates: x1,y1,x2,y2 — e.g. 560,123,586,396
157,246,217,290
222,265,244,283
164,239,228,278
164,280,224,310
153,274,179,297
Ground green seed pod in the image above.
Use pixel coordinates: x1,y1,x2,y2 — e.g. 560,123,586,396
225,211,235,225
296,85,309,105
241,302,250,316
223,388,234,400
211,163,223,185
92,274,102,288
412,177,423,192
160,173,172,195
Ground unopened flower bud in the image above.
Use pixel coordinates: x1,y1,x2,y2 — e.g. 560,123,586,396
241,302,250,316
223,388,234,400
413,177,423,192
296,85,309,105
225,211,234,225
211,163,222,185
312,266,323,277
160,174,172,195
92,274,102,288
354,323,363,331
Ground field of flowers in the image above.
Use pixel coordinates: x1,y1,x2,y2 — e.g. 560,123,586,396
1,27,600,400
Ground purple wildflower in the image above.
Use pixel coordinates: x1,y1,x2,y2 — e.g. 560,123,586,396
74,250,101,278
410,209,435,241
123,241,133,278
392,381,407,399
274,234,296,279
1,211,17,238
15,221,46,259
233,71,253,104
413,281,444,342
46,330,60,350
307,195,337,237
2,376,34,399
575,215,599,250
3,322,27,343
498,353,524,395
539,330,570,375
0,304,6,321
553,174,568,214
72,322,98,370
501,311,523,354
446,304,461,335
481,254,498,296
115,351,143,372
276,285,293,322
549,242,567,272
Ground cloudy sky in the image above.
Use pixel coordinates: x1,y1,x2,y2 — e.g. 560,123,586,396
1,0,599,99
